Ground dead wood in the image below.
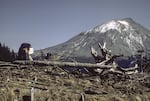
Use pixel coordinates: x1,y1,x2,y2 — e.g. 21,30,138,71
0,64,18,68
13,60,114,69
84,89,108,95
0,61,18,68
117,64,138,72
91,43,139,75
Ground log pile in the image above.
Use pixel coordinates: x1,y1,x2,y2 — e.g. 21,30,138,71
91,42,139,75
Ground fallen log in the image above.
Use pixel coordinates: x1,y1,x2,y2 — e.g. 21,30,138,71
84,89,108,95
13,60,114,69
12,60,139,75
0,64,18,68
0,61,18,68
117,64,138,72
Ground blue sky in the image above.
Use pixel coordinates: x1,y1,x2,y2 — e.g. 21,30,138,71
0,0,150,52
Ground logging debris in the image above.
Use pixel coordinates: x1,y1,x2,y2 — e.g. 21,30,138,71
1,61,150,101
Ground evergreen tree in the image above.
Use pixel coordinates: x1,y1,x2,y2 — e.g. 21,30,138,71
11,50,16,61
40,50,45,60
0,42,16,62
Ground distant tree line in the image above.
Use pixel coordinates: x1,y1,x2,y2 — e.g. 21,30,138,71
34,50,60,61
0,42,16,62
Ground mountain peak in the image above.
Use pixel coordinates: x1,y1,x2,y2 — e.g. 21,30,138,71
121,17,134,22
86,18,137,34
34,18,150,63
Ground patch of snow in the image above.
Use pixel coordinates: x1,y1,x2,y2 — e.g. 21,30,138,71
73,38,86,50
93,20,131,33
85,19,136,39
82,42,87,47
75,46,80,50
118,20,132,32
80,38,85,43
124,32,144,54
99,21,122,33
108,33,117,43
84,30,91,35
74,43,79,47
111,35,115,40
103,41,107,49
85,20,122,34
121,36,123,39
142,34,147,41
74,38,84,47
129,33,144,47
124,37,132,48
118,20,129,26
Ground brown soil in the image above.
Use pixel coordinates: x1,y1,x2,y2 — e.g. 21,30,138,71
0,61,150,101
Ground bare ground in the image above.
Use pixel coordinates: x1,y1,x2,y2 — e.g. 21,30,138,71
0,61,150,101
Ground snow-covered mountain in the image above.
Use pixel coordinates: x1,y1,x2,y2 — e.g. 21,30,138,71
33,18,150,63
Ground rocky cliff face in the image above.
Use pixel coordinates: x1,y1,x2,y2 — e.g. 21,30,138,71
33,18,150,63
